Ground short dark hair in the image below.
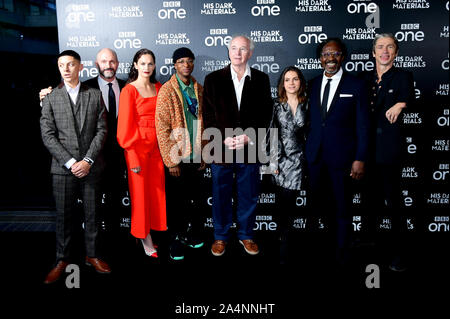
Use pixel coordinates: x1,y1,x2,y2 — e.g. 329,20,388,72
316,38,347,59
58,50,81,62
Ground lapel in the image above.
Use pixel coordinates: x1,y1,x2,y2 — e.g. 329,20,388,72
240,74,252,114
118,78,126,90
78,84,90,132
326,72,347,118
314,76,322,112
56,83,76,130
90,76,100,89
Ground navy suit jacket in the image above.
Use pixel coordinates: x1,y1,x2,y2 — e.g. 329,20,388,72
305,71,369,170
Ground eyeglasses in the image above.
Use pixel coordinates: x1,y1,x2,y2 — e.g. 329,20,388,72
320,52,343,58
176,59,194,65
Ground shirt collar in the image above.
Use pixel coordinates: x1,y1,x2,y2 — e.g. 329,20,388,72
230,64,251,81
175,73,193,91
380,65,396,81
98,76,118,87
322,67,343,82
64,81,81,94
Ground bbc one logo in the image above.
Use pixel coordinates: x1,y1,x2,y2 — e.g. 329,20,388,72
251,56,280,74
345,54,374,72
402,190,414,207
353,215,362,231
433,163,449,181
254,215,277,231
65,4,95,29
251,0,280,16
347,1,377,14
113,32,142,50
442,54,449,70
428,216,449,232
205,29,231,47
346,1,379,29
298,26,327,44
296,190,307,207
405,137,417,154
437,109,449,127
395,23,425,42
160,58,175,76
158,1,186,19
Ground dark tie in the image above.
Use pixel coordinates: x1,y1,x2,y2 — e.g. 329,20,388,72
321,78,332,119
108,83,116,136
107,83,116,120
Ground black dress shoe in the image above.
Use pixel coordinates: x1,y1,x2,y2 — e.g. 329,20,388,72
170,238,185,261
389,256,407,272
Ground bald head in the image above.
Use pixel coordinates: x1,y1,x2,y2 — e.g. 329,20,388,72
96,48,119,81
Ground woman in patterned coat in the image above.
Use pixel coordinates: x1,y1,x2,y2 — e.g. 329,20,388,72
268,66,308,264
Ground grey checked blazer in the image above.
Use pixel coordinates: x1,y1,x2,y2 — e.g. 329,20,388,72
40,83,107,176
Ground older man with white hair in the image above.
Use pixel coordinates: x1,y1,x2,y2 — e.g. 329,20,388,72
203,35,273,257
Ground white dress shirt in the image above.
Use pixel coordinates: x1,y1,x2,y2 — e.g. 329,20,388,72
230,64,251,110
320,68,343,111
98,76,120,117
63,81,81,169
63,80,95,169
65,81,81,105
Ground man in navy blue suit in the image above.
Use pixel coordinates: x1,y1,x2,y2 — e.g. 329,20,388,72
305,38,369,266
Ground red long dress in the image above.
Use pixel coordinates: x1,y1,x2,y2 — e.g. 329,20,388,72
117,82,167,238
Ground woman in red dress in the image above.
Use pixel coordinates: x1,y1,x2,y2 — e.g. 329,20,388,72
117,49,167,257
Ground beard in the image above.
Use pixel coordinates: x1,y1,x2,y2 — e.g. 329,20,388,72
99,68,116,79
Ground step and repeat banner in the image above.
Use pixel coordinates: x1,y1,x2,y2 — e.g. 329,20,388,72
55,0,449,234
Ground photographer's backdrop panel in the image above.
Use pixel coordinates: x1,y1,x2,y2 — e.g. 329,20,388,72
55,0,449,234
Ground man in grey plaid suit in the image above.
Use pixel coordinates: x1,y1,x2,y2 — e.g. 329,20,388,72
40,50,111,284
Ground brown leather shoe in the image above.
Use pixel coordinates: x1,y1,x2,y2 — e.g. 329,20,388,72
85,257,111,274
211,240,227,256
44,260,69,284
239,239,259,255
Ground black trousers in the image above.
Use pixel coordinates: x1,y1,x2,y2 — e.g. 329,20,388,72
98,146,127,232
52,173,101,262
275,185,299,239
307,159,353,251
364,163,407,258
165,162,204,240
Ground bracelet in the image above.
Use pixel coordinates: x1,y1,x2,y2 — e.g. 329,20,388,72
83,157,94,165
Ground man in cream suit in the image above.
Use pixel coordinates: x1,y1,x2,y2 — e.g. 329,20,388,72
40,50,111,284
